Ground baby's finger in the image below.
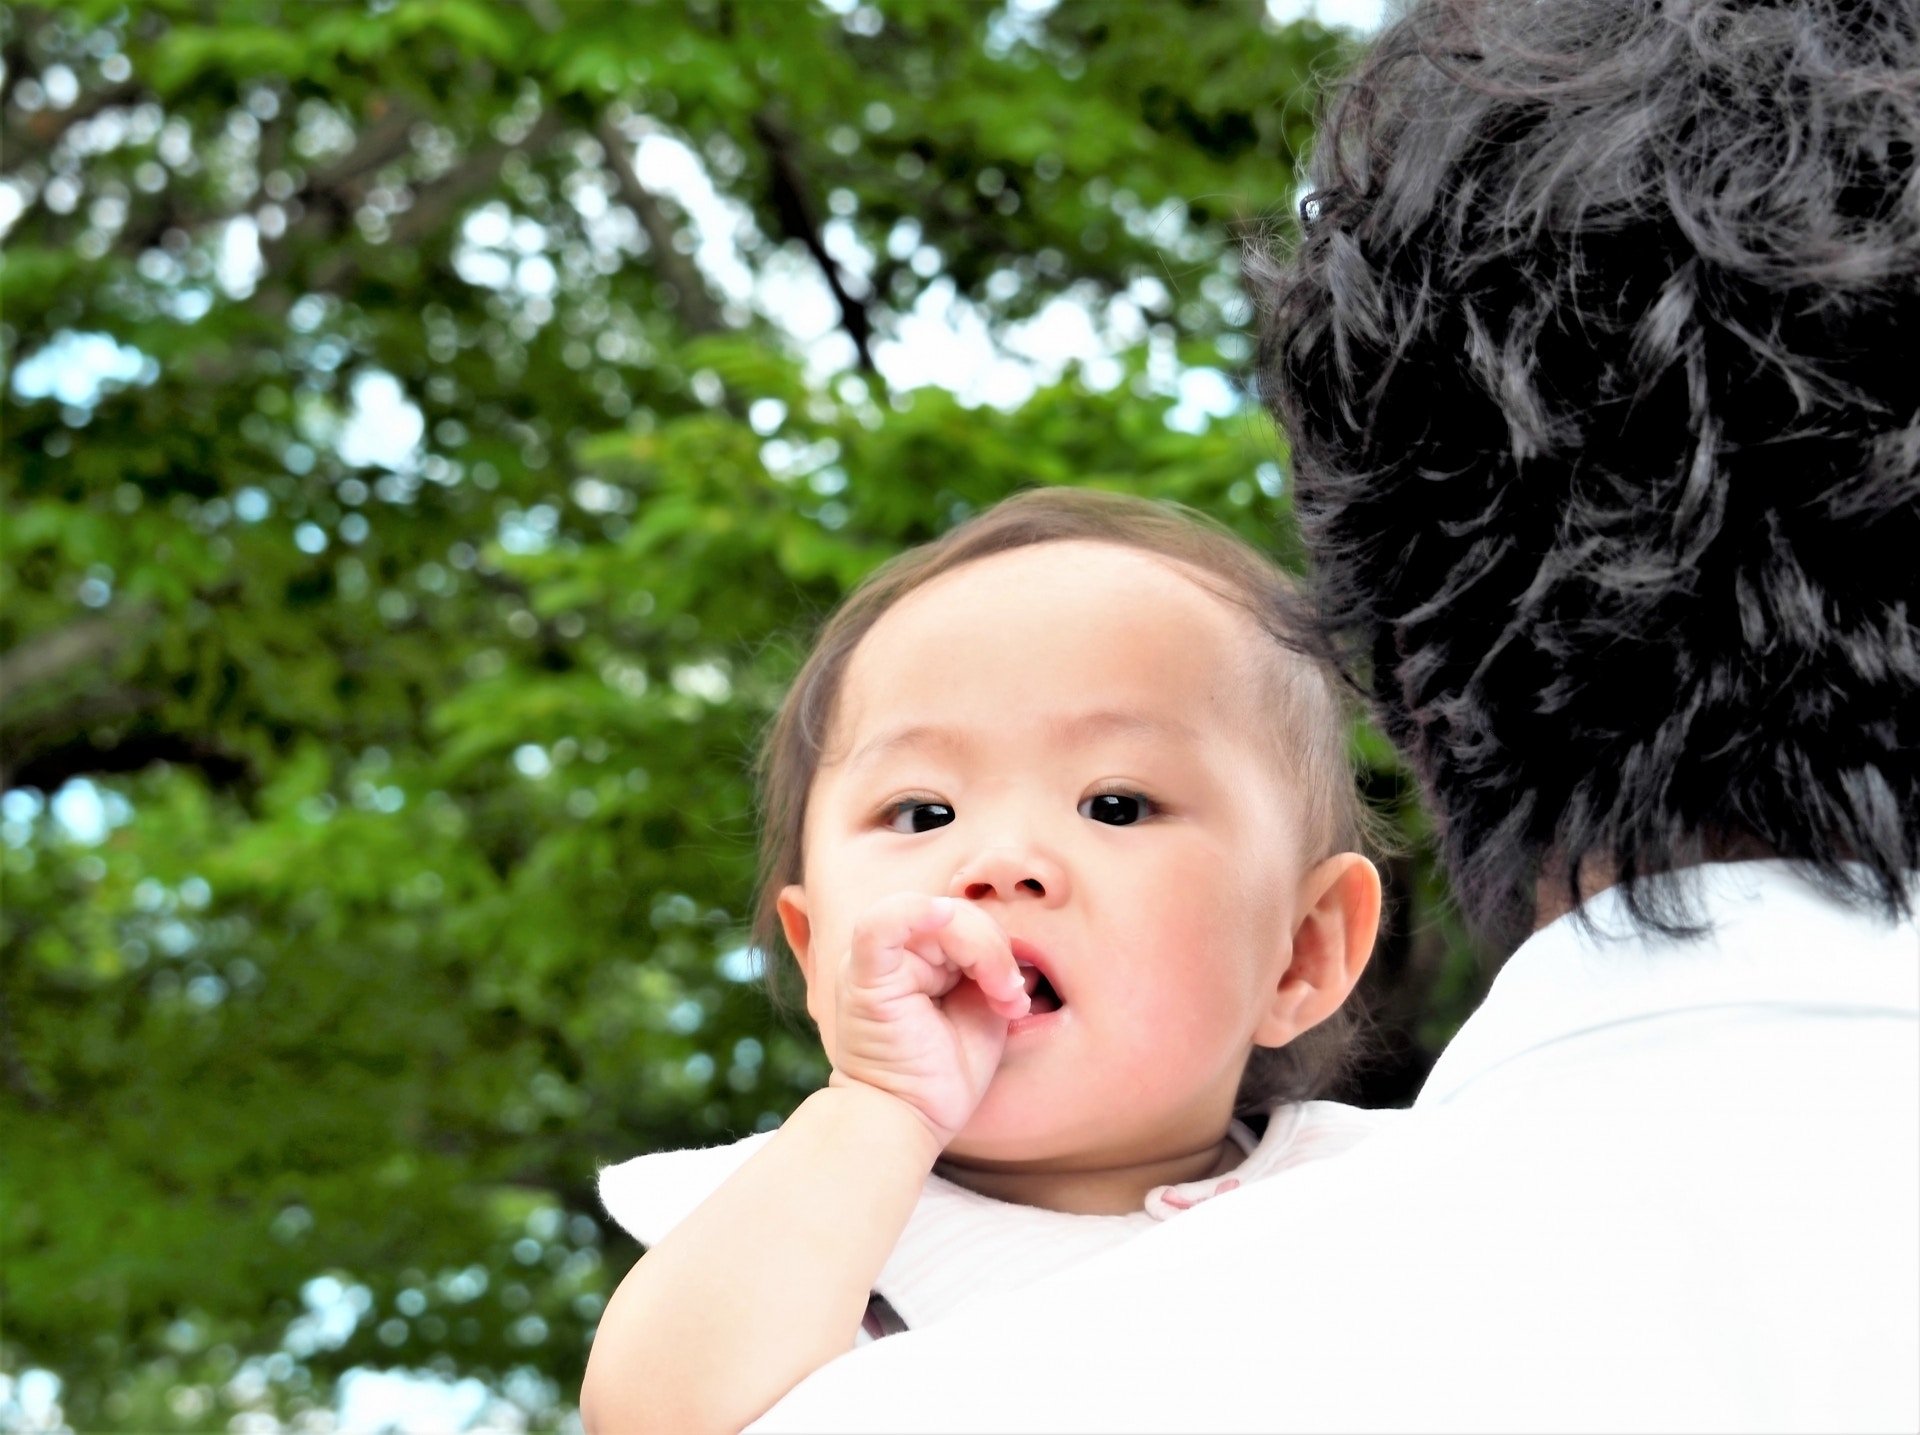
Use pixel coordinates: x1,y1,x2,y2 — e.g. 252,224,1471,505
847,891,959,990
909,901,1028,1018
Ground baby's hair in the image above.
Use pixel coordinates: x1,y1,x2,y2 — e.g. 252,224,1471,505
753,486,1373,1109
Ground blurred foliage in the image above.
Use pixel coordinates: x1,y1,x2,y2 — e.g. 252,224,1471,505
0,0,1486,1429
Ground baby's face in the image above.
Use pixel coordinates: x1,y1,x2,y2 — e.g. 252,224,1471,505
785,541,1317,1170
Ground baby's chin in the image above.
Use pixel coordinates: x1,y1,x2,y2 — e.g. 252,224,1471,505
940,1085,1102,1168
939,1130,1057,1169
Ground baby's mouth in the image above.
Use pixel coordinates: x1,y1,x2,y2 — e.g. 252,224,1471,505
1018,962,1063,1015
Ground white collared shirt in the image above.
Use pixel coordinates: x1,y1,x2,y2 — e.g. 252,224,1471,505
599,1100,1400,1333
754,862,1920,1433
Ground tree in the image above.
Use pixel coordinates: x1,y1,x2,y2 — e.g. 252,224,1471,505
0,2,1486,1427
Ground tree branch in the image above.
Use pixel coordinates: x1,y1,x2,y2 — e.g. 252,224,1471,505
0,615,135,707
2,79,145,178
305,108,562,294
0,15,38,118
751,110,874,372
101,93,418,266
596,114,725,336
392,115,556,249
237,96,414,267
302,95,420,208
2,727,253,797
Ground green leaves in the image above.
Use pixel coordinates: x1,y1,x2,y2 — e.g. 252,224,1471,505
0,2,1487,1426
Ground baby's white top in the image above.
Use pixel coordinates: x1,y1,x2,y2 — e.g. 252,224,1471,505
599,1099,1399,1330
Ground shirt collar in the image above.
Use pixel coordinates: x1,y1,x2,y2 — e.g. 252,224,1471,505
1418,860,1920,1108
881,1115,1262,1327
880,1101,1397,1327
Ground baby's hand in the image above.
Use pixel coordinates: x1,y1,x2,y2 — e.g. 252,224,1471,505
824,893,1029,1147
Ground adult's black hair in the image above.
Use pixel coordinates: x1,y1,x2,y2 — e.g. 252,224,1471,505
1252,0,1920,946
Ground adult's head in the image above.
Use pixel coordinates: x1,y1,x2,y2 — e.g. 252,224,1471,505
1253,0,1920,946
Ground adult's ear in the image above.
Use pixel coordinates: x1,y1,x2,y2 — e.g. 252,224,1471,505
775,885,823,1025
1251,853,1382,1048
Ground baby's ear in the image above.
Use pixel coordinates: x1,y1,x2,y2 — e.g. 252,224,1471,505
1252,853,1382,1049
775,886,821,1019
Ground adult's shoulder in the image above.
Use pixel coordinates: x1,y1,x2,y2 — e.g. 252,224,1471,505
751,872,1920,1433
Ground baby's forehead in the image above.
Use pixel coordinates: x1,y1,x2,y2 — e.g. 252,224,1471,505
874,540,1258,642
832,541,1285,752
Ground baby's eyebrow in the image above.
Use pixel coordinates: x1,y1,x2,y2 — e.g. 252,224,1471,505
843,709,1196,771
841,723,968,772
1058,709,1199,745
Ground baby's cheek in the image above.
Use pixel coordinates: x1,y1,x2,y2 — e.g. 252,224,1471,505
1117,982,1235,1072
1161,939,1274,1055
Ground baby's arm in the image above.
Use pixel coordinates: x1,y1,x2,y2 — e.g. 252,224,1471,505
579,896,1028,1435
581,1083,939,1435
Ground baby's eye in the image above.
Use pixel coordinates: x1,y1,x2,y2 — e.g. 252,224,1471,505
884,800,955,834
1079,792,1152,826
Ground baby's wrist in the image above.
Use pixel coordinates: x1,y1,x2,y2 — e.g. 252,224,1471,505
816,1074,951,1165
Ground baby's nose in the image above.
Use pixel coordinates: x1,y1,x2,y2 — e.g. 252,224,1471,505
950,848,1064,904
960,874,1046,901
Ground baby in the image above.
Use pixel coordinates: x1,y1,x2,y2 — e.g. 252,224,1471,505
581,488,1390,1433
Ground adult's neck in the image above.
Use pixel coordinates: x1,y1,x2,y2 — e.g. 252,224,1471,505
935,1136,1243,1217
1531,860,1620,931
1531,835,1780,932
